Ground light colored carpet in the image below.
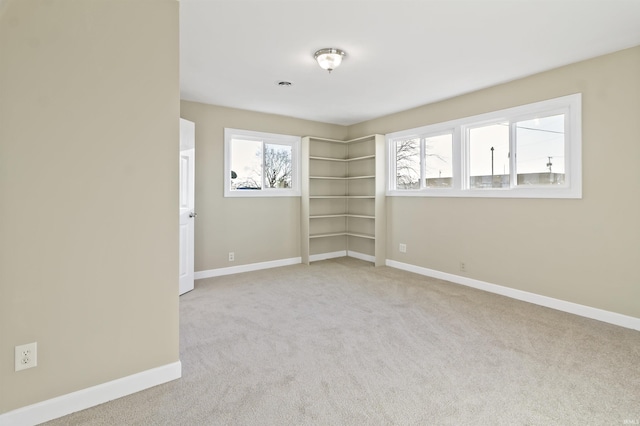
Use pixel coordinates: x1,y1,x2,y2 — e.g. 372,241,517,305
46,257,639,425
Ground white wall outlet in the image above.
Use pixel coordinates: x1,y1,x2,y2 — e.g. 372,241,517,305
228,252,235,262
15,342,37,372
459,261,466,272
399,243,407,253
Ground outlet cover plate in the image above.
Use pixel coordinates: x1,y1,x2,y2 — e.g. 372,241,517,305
15,342,37,371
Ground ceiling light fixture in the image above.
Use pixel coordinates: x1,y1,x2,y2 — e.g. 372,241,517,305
314,48,346,73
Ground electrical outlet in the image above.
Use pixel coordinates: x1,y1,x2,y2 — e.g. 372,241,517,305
228,252,235,262
399,243,407,253
459,261,466,272
15,342,37,372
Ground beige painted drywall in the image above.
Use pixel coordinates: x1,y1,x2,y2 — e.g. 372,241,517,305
180,102,347,271
0,0,179,413
348,46,640,318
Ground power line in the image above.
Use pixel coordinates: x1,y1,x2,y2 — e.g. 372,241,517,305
517,125,564,135
497,122,564,134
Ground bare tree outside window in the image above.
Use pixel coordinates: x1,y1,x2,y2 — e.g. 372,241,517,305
264,144,292,188
234,175,260,189
230,143,292,189
396,138,420,189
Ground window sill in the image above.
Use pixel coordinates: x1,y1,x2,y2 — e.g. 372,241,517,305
386,187,581,199
225,190,301,198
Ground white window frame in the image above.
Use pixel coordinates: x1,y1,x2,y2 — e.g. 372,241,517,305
224,128,301,197
386,93,582,198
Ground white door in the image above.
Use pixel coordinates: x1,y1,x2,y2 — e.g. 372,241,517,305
179,119,195,295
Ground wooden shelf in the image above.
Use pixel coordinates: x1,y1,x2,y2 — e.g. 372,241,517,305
301,135,386,266
309,175,375,180
309,154,375,162
309,232,347,239
301,134,379,144
309,231,375,240
309,195,375,199
346,232,376,240
310,214,375,219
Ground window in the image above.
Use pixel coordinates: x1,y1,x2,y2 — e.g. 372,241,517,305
514,114,566,186
424,133,453,188
224,128,301,197
468,122,510,188
395,133,454,189
395,137,421,189
387,94,581,198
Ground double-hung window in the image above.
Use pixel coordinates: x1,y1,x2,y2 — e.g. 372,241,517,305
224,128,301,197
387,94,582,198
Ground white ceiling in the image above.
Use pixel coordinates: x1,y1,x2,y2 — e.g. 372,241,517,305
180,0,640,126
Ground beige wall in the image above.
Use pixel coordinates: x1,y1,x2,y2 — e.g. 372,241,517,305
180,101,346,271
348,46,640,318
0,0,179,413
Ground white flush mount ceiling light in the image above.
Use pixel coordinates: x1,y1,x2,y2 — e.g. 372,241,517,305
314,48,346,73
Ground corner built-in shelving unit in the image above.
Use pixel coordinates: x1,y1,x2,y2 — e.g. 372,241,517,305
301,134,385,266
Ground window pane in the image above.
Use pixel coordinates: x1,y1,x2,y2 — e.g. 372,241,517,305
469,122,509,188
231,139,262,190
424,133,453,188
264,143,292,189
516,114,565,186
396,138,420,189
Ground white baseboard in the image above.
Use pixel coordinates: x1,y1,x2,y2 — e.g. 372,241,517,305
307,251,375,263
386,260,640,331
0,361,181,426
346,250,375,263
309,251,347,262
195,257,301,279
